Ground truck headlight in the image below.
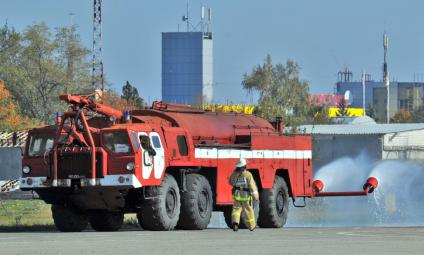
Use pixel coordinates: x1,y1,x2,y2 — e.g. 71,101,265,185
22,165,31,174
126,162,134,171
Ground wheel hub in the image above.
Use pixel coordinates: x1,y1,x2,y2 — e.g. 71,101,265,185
276,190,285,216
165,188,177,217
198,190,209,218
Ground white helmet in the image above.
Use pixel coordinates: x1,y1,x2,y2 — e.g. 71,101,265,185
236,158,247,168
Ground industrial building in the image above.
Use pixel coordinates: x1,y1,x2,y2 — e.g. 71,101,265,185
299,120,424,171
161,31,213,105
337,78,424,122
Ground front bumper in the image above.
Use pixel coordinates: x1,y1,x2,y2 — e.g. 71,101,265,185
20,174,142,189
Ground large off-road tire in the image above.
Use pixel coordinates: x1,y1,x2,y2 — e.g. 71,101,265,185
177,174,213,230
89,210,124,231
257,175,289,228
222,200,259,229
51,204,88,232
138,174,181,231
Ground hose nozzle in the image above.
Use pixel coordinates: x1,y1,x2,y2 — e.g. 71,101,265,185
312,179,324,193
363,177,379,194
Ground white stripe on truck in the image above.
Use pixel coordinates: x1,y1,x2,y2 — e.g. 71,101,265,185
194,148,312,159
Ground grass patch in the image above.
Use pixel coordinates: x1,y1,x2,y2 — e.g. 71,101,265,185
0,199,142,232
0,199,53,227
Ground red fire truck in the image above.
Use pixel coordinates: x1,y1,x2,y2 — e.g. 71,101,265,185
20,94,377,231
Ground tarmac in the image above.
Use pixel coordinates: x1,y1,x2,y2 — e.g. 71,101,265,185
1,227,424,255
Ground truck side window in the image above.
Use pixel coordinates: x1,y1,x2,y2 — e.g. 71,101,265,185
140,135,156,156
139,135,150,150
130,131,139,152
151,135,161,149
177,135,188,156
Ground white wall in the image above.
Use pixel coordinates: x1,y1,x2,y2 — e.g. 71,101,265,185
383,129,424,161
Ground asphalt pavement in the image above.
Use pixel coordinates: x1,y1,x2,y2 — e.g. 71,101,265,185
0,227,423,255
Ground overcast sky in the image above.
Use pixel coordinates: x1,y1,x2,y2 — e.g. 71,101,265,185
2,0,424,104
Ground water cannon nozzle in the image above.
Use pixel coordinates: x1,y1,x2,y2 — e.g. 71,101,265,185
312,179,324,193
363,177,379,194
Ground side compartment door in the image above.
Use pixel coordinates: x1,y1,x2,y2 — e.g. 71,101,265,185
149,132,165,179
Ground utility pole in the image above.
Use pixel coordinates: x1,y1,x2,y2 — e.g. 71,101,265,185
92,0,104,93
362,71,366,116
383,32,389,123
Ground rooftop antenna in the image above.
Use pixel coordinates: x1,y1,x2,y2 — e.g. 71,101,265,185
362,71,366,116
383,31,389,123
207,8,212,32
182,0,190,32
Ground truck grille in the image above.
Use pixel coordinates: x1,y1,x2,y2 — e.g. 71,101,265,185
57,152,103,179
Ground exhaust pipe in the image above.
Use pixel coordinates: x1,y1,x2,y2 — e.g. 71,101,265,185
312,177,379,197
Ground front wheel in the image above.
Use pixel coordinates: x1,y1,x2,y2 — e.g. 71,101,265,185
257,175,289,228
89,210,124,231
138,174,181,231
51,204,88,232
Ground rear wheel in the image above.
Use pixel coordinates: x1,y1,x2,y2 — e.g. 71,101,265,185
138,174,181,231
177,174,213,230
89,211,124,231
257,175,289,228
51,204,88,232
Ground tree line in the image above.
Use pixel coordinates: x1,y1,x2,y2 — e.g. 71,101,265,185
0,23,143,130
242,54,330,128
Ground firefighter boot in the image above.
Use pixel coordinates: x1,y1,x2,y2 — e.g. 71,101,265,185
233,223,239,231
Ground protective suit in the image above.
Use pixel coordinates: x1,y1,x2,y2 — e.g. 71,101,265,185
229,158,259,231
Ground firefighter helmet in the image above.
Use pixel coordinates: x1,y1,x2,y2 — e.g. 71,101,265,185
236,158,247,168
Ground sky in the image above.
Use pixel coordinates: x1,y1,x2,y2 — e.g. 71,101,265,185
2,0,424,104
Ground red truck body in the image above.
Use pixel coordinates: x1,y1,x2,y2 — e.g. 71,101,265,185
20,94,375,231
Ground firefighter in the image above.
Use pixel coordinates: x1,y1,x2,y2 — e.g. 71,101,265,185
229,158,259,231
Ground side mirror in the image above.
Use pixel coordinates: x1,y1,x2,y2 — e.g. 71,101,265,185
148,148,156,156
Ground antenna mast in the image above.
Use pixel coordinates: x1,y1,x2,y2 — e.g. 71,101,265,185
92,0,104,93
383,32,389,123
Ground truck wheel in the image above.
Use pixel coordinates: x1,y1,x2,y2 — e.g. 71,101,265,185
89,211,124,231
257,175,289,228
177,174,213,230
222,200,259,229
138,174,181,230
51,204,88,232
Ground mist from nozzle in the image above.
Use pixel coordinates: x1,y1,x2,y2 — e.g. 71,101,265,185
287,152,424,227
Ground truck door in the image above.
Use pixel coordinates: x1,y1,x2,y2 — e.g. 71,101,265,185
139,132,153,179
149,132,165,179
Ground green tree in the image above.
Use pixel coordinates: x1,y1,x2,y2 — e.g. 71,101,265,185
121,81,144,109
310,105,333,124
391,109,412,123
366,104,378,121
410,106,424,122
0,23,92,123
336,98,349,117
242,55,310,127
55,25,92,93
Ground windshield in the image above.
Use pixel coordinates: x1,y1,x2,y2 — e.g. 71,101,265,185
28,134,54,157
102,131,132,154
